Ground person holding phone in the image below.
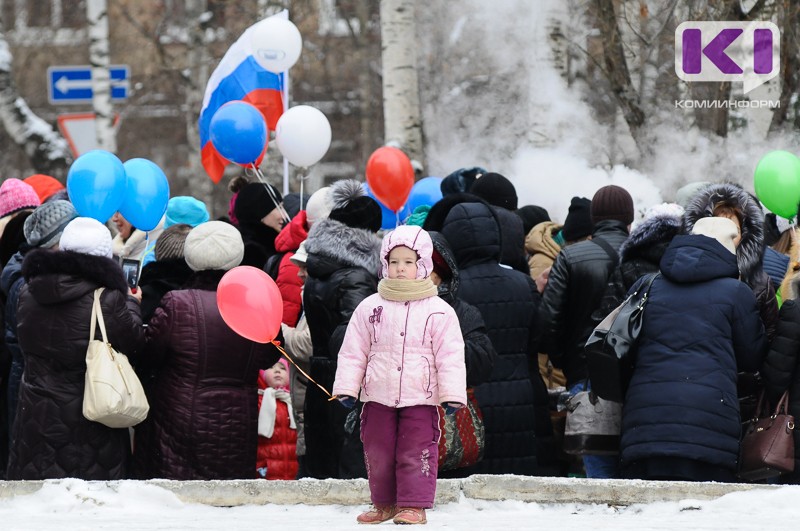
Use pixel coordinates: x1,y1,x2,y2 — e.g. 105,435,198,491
111,211,164,262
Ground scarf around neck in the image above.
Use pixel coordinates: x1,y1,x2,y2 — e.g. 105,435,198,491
378,278,438,302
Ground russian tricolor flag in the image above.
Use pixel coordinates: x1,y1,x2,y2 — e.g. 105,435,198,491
199,12,287,183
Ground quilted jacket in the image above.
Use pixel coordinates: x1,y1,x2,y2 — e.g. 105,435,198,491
131,271,280,480
7,249,144,480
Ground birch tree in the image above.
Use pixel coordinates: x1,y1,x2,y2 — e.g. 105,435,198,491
0,17,71,176
87,0,116,153
380,0,424,171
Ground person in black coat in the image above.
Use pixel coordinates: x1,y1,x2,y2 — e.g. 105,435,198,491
621,218,766,482
233,182,289,269
759,269,800,484
302,179,382,480
138,224,194,324
440,201,551,476
7,217,144,480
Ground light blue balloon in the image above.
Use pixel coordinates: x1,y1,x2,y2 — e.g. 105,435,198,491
406,176,443,213
363,182,411,229
66,150,127,222
210,101,267,165
120,158,170,231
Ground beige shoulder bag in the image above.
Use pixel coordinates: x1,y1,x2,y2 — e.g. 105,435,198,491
82,287,149,428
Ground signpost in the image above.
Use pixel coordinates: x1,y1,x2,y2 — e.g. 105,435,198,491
47,65,130,104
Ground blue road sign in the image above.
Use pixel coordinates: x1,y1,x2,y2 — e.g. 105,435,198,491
47,65,130,104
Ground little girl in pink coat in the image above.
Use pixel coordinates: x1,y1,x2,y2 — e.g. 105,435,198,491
333,225,466,525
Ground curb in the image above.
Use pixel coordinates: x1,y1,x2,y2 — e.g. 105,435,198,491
0,475,790,506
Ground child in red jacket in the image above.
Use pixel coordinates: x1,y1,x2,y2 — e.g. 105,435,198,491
256,358,298,480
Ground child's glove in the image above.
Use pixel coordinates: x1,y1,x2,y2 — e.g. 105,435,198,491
442,402,463,415
338,395,357,409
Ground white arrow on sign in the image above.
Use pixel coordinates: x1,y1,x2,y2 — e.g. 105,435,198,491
54,76,130,94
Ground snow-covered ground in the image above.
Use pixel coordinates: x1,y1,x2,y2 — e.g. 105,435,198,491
0,479,798,530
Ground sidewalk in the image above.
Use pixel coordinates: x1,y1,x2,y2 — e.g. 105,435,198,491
0,474,782,507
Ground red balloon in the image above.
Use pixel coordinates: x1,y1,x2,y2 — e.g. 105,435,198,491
365,146,414,212
217,266,283,343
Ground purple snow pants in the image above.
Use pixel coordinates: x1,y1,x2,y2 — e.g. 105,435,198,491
360,402,440,508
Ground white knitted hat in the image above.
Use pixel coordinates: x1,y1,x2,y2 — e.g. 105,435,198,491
691,217,738,255
305,186,332,227
183,221,244,272
59,217,113,258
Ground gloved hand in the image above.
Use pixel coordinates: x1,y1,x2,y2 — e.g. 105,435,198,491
443,402,463,415
338,395,357,409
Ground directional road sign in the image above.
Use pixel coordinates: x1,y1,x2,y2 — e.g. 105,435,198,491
47,65,130,104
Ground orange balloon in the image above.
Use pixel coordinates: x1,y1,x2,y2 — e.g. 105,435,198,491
217,266,283,343
365,146,414,212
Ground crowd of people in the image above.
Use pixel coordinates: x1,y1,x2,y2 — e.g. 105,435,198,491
0,168,799,523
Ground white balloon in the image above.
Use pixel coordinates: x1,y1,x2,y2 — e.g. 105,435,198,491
275,106,332,168
250,18,302,73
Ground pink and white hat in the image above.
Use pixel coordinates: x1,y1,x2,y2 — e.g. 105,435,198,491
0,179,41,218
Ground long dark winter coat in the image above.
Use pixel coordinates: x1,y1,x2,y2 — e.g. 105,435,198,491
1,248,30,437
132,270,279,480
302,218,381,479
441,202,552,476
620,235,766,480
538,219,630,387
428,231,496,388
683,182,778,340
138,258,193,324
7,250,144,480
760,294,800,483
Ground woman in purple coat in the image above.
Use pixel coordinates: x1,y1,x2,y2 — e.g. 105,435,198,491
132,221,280,480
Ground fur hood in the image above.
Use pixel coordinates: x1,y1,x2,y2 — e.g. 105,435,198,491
304,218,381,275
22,249,127,305
620,211,682,263
682,182,764,282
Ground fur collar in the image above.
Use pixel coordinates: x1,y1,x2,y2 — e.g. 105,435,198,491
22,249,127,292
620,213,682,263
682,182,764,282
304,218,381,274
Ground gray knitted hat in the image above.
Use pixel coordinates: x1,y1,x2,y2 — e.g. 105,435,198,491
23,200,78,248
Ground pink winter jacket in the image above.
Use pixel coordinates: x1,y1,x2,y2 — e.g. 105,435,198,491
333,292,467,408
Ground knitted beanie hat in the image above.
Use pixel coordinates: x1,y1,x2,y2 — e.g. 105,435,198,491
561,197,593,241
155,223,192,261
469,172,518,210
233,182,283,224
23,174,65,203
59,217,113,258
328,179,382,233
515,205,551,235
165,196,210,228
305,186,333,227
0,179,41,218
590,185,634,225
23,200,78,249
183,221,244,271
691,216,738,255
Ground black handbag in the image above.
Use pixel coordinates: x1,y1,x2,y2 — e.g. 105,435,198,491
584,273,659,402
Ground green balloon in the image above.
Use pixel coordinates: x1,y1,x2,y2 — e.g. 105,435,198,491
754,150,800,219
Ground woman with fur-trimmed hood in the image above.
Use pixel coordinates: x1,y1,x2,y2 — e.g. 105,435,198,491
301,179,383,480
682,182,778,340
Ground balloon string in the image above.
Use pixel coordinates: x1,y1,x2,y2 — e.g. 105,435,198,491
395,210,400,228
252,164,291,223
271,340,339,402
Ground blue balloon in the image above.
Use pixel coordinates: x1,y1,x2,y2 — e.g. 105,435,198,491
363,182,411,230
406,176,443,213
210,101,267,165
120,159,171,231
66,150,127,222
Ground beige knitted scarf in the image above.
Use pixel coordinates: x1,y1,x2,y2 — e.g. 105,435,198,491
378,278,438,302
